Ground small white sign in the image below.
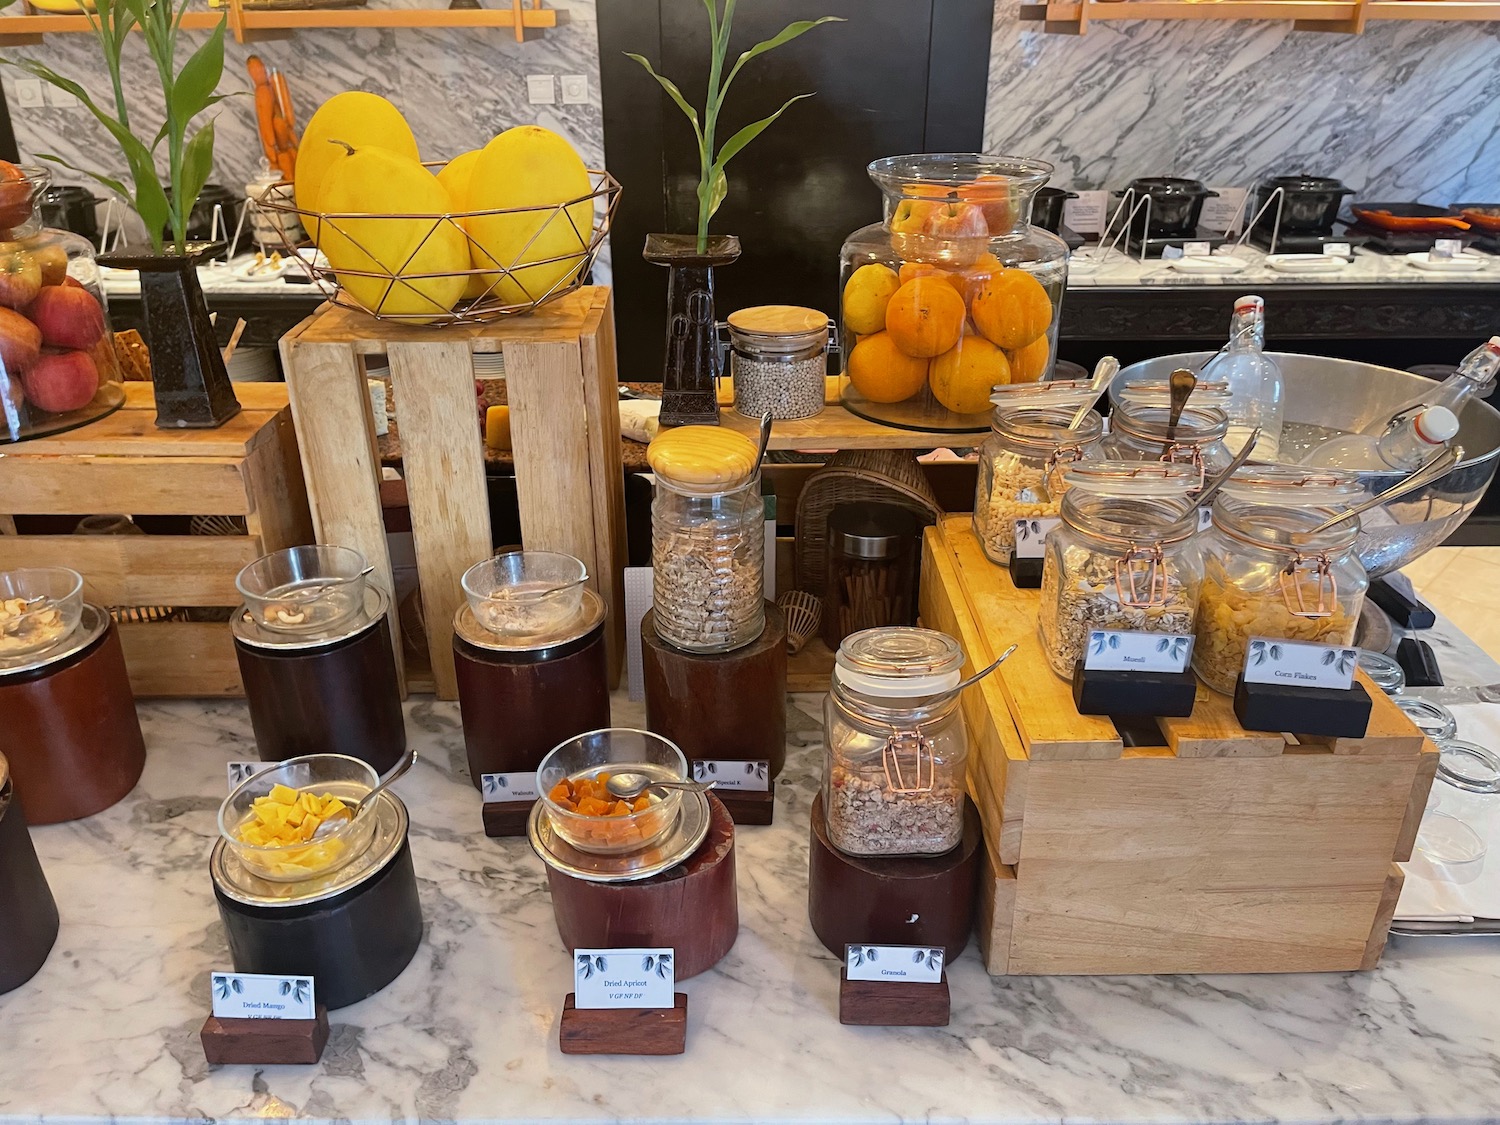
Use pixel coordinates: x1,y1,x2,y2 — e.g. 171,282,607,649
525,74,556,105
1434,237,1464,260
227,761,271,792
1013,517,1059,560
1240,637,1357,690
210,972,315,1020
1063,190,1108,236
691,760,769,792
1183,241,1213,258
480,771,539,802
844,944,945,984
1323,242,1352,258
1201,187,1248,235
1083,629,1193,674
573,948,675,1010
1197,505,1214,532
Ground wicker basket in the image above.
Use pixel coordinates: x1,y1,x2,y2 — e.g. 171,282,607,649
256,166,621,326
793,450,944,597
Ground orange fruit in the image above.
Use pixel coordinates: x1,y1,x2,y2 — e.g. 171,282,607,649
947,251,1003,307
898,261,946,285
1006,334,1051,383
847,332,929,404
928,336,1010,414
971,268,1053,350
885,277,966,358
841,263,900,336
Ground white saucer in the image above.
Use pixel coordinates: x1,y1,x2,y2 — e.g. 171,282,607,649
1266,254,1349,274
1167,254,1248,274
1407,252,1485,272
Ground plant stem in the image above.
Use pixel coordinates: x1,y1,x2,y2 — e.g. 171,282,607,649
697,0,733,253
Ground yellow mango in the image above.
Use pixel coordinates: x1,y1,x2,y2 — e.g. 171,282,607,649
268,784,299,806
295,92,419,242
437,150,494,299
319,144,469,323
466,126,593,305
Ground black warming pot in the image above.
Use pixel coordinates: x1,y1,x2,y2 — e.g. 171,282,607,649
1254,175,1355,235
1032,187,1077,234
39,185,101,245
211,791,423,1011
1120,177,1217,237
0,752,60,995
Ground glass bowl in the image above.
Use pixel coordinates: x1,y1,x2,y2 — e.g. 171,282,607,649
462,550,588,639
0,567,84,658
538,728,687,855
218,753,379,882
236,545,369,634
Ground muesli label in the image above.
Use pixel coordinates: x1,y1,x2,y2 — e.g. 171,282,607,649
1082,629,1193,674
1012,517,1060,560
1240,637,1356,690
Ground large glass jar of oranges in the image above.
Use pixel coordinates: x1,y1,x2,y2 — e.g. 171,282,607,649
839,154,1068,433
647,425,766,654
1037,462,1203,679
0,166,125,443
1193,467,1368,695
973,381,1104,566
1103,381,1235,486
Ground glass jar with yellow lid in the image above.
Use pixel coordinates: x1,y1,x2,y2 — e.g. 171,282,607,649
1193,466,1368,695
726,305,829,421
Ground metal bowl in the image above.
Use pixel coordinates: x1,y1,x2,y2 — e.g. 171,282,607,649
1112,352,1500,577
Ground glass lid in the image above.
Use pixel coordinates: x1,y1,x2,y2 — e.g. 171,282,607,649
1395,697,1458,741
1357,649,1406,695
834,626,964,698
1435,740,1500,795
1215,465,1364,507
1062,460,1202,499
1115,379,1233,407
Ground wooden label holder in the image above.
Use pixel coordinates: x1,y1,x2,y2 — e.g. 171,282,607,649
838,968,950,1027
704,782,775,826
201,1005,330,1065
1072,663,1198,718
482,798,534,837
559,993,688,1055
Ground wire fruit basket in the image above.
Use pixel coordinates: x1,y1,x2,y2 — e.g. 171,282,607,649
255,166,621,326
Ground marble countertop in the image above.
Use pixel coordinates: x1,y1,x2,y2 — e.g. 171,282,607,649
4,608,1500,1124
1068,242,1500,289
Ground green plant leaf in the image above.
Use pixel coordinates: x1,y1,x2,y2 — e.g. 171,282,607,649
152,93,230,150
34,153,129,203
624,52,705,151
711,92,813,176
170,18,226,125
721,16,843,97
696,166,727,223
178,118,216,224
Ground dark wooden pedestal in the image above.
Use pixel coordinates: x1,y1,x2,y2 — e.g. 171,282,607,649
713,784,775,826
547,795,739,981
559,993,688,1055
642,604,786,825
839,969,951,1027
482,800,534,838
807,793,981,960
201,1006,330,1065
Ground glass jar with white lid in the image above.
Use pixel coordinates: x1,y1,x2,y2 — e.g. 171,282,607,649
822,627,969,858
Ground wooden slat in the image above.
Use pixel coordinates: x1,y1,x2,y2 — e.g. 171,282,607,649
242,405,315,552
0,535,259,606
287,290,596,352
387,339,492,701
1360,864,1406,970
975,831,1016,976
119,620,243,696
1301,671,1427,756
279,337,404,693
1160,682,1287,757
720,400,973,453
0,455,250,515
238,5,557,30
786,637,836,693
1393,739,1441,863
577,289,628,687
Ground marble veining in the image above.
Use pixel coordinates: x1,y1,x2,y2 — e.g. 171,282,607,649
3,617,1500,1123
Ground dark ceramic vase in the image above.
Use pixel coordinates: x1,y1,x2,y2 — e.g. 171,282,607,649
99,241,240,429
643,233,741,427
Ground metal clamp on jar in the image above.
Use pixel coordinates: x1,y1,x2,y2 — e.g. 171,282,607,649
1194,466,1372,737
974,381,1106,583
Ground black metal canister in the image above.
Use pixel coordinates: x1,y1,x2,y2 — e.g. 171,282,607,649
0,753,60,995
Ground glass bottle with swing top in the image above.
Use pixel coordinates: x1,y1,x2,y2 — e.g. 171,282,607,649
822,627,969,857
1192,465,1368,695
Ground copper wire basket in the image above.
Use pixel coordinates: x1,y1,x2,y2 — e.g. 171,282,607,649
255,166,621,326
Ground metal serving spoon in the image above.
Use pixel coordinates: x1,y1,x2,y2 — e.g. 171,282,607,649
1294,445,1463,543
312,748,418,838
1191,427,1260,511
1066,356,1120,431
604,773,717,802
1163,366,1197,448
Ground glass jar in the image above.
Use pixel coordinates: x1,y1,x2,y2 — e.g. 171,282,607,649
822,627,969,857
1193,467,1369,695
1357,649,1406,695
1103,384,1235,487
973,383,1105,565
1416,739,1500,878
822,502,921,649
838,154,1068,433
1395,696,1458,742
651,471,765,654
0,167,125,444
1038,462,1203,679
727,305,829,421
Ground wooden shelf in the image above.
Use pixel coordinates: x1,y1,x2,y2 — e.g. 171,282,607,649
0,10,221,42
1018,0,1500,32
719,402,978,453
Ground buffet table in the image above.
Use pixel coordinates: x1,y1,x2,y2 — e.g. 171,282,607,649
3,609,1500,1124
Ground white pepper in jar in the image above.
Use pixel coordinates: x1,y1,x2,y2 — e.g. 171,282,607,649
727,305,829,422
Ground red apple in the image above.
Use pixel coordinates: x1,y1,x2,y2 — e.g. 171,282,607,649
0,305,41,375
21,348,98,414
30,237,68,287
0,243,42,309
26,283,104,349
922,201,989,240
0,162,32,231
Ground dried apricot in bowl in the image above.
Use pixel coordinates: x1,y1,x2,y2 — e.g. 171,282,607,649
543,769,677,855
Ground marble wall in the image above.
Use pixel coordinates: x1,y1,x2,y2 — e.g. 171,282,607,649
0,0,604,241
984,0,1500,203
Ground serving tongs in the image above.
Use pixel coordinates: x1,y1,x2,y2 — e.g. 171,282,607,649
1292,445,1464,544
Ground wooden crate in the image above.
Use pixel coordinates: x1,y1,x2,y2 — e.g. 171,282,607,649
0,382,312,696
919,516,1435,976
278,288,627,699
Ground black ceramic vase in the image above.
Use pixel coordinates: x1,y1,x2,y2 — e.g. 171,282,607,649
99,241,240,429
643,233,741,427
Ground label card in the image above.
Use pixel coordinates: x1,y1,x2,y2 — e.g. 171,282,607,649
227,761,271,792
1201,187,1249,235
1197,505,1214,532
1063,190,1108,236
1240,637,1357,690
210,972,315,1020
1161,244,1184,260
1013,517,1059,560
1083,629,1193,674
573,948,675,1010
844,944,944,984
691,759,769,792
1434,238,1464,260
1183,240,1213,258
1323,242,1352,258
480,772,539,802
